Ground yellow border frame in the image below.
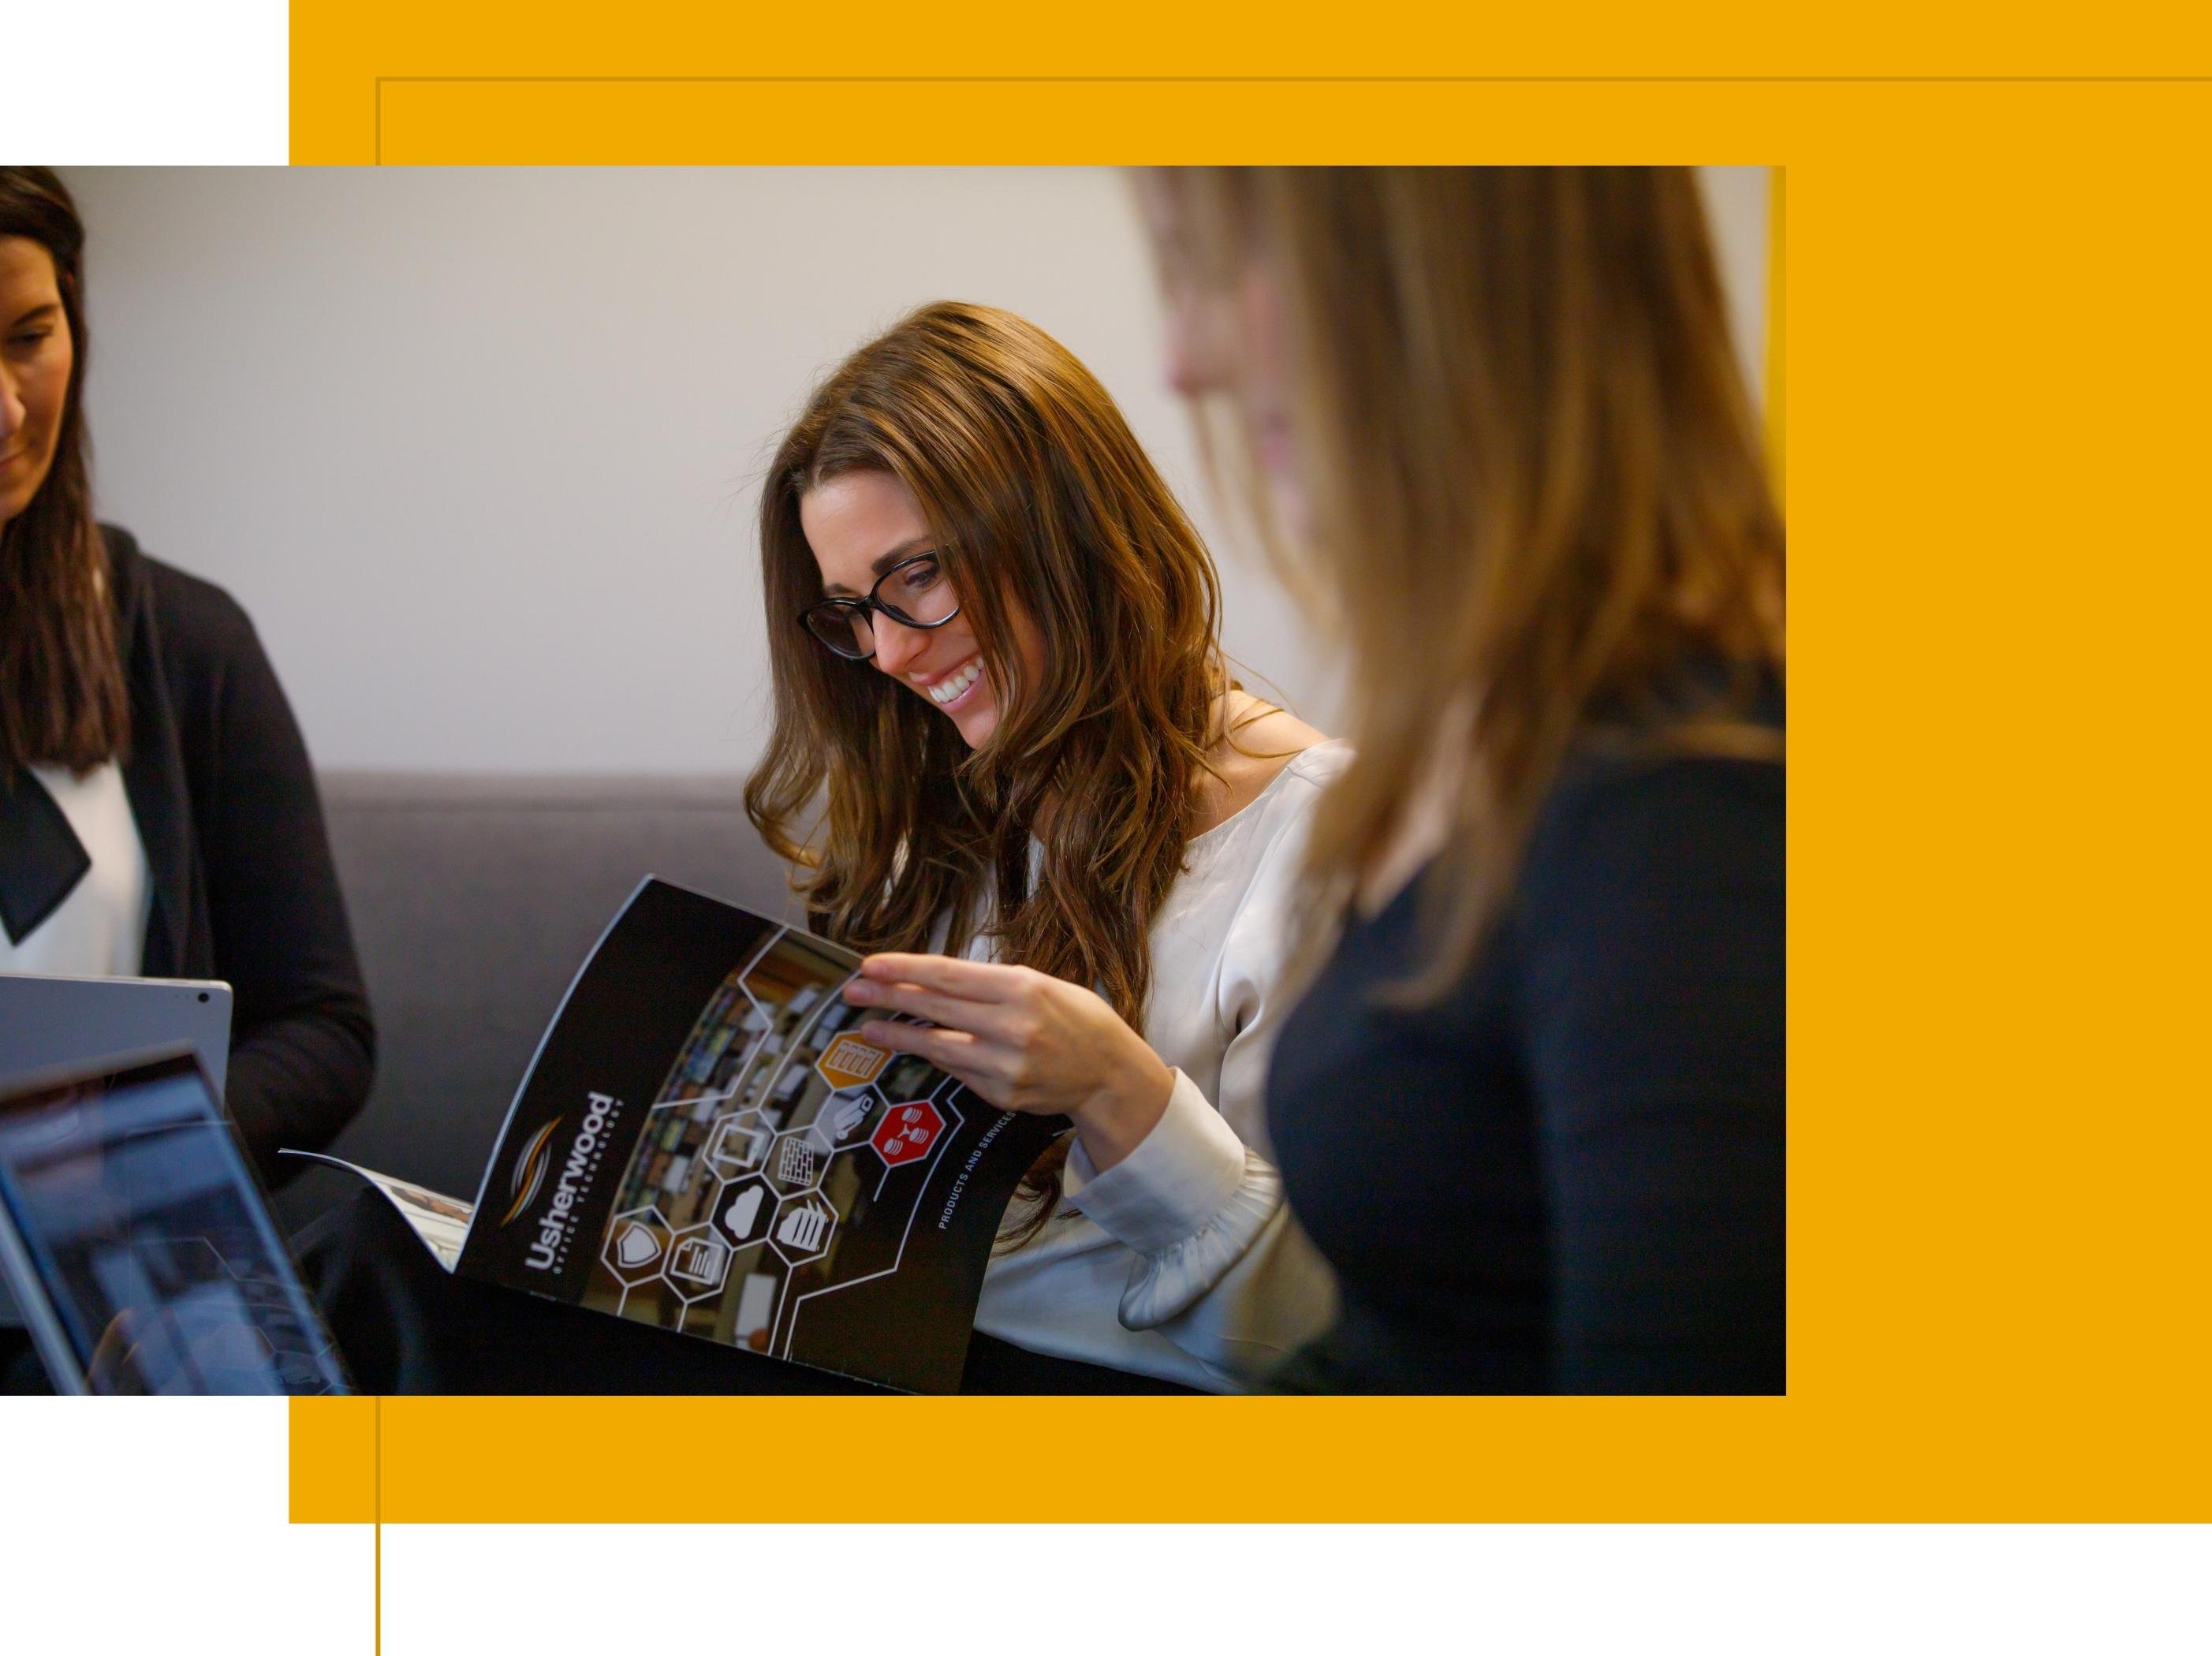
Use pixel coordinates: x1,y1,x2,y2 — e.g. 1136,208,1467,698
285,3,2212,1527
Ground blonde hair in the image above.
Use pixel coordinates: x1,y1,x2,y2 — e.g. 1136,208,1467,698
1149,168,1785,998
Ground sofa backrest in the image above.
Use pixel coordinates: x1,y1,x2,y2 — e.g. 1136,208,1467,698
287,773,797,1228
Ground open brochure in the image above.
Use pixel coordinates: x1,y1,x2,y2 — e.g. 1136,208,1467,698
291,878,1064,1393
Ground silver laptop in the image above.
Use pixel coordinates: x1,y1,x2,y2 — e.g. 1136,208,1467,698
0,972,232,1091
0,974,232,1326
0,1046,349,1395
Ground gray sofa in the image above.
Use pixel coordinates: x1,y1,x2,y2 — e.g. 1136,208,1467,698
276,774,800,1231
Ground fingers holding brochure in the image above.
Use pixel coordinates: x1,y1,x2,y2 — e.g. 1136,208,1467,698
845,955,1174,1174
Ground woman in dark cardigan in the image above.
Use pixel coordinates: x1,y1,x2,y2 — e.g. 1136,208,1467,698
1142,168,1785,1394
0,166,374,1182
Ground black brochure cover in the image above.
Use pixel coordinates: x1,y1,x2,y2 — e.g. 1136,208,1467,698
454,878,1063,1393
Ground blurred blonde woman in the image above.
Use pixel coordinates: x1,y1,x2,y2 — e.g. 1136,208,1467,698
1142,168,1785,1393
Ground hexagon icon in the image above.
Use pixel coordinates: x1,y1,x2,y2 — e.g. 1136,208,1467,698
660,1225,733,1302
815,1028,890,1092
767,1127,832,1197
710,1174,779,1250
769,1192,837,1266
871,1099,945,1168
602,1207,673,1285
817,1088,882,1148
705,1111,772,1178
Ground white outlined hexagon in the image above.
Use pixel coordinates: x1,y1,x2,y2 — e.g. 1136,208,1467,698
768,1192,837,1266
660,1225,734,1302
767,1127,831,1197
710,1174,779,1250
705,1111,773,1177
729,1267,782,1346
816,1087,883,1148
602,1207,674,1284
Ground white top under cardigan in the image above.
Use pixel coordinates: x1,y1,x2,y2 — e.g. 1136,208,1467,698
969,740,1351,1391
0,761,151,977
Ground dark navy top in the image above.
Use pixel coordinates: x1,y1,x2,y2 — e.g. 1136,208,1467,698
1267,713,1785,1394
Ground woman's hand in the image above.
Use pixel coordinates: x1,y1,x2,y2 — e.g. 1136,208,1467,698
845,953,1174,1173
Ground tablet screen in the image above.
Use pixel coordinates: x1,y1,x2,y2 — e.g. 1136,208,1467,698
0,1054,348,1395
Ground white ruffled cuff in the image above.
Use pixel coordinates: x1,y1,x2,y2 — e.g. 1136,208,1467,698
1063,1069,1287,1329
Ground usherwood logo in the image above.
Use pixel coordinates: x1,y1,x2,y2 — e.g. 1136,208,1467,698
505,1091,624,1273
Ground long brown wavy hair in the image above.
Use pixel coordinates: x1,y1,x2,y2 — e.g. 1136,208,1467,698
1147,168,1785,999
1,166,127,774
744,301,1228,1238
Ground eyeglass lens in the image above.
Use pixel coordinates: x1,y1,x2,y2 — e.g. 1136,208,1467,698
805,555,959,657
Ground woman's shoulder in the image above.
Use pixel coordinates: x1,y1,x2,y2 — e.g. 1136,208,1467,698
1225,696,1331,760
104,524,266,665
1516,735,1783,962
1531,657,1783,856
1195,695,1345,837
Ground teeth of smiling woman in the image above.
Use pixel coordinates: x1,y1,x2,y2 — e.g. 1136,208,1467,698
927,662,982,705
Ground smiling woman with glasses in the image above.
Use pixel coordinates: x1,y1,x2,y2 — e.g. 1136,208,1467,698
744,300,1345,1394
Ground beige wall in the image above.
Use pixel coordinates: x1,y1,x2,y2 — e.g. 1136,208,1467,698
62,166,1766,771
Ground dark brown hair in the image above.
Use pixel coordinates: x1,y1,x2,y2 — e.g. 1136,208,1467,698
745,302,1227,1239
0,165,126,773
1149,168,1785,998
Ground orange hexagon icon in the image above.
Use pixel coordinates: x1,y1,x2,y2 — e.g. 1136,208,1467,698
815,1029,890,1091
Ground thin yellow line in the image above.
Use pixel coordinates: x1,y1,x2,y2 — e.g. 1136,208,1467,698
375,1397,382,1656
372,73,2212,84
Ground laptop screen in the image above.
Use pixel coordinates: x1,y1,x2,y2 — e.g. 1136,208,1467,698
0,1053,349,1395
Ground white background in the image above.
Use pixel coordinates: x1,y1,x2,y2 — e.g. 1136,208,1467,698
0,2,287,165
2,1401,369,1650
51,166,1766,772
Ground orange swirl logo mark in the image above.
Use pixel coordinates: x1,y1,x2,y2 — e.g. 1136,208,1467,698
499,1117,562,1226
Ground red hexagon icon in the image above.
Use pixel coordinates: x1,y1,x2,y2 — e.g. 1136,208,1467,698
871,1099,944,1168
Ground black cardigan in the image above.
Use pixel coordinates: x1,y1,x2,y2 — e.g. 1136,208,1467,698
103,525,375,1180
1266,705,1785,1394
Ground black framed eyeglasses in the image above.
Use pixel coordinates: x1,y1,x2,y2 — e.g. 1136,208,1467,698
798,550,961,660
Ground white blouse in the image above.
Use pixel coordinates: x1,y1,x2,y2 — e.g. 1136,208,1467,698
0,761,151,978
972,740,1351,1391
